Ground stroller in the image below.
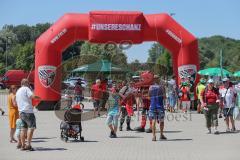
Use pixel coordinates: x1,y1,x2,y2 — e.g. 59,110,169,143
60,106,84,142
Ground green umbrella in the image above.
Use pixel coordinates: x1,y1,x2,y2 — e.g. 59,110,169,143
198,67,232,76
72,59,127,74
233,71,240,77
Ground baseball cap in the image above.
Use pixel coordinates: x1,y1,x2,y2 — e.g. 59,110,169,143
154,75,159,79
207,79,214,83
200,78,206,84
222,77,229,82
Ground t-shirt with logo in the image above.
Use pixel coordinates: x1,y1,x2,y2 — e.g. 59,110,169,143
107,94,120,116
220,87,237,108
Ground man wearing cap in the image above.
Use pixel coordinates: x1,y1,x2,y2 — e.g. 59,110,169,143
200,79,220,134
220,77,237,132
196,78,206,113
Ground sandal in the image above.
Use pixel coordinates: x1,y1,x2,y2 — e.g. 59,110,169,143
21,145,34,151
160,135,167,140
10,139,17,143
152,136,156,141
16,144,22,149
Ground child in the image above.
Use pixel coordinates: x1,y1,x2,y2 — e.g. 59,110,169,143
15,118,23,149
106,88,120,138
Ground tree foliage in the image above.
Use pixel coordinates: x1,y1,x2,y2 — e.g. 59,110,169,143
147,35,240,76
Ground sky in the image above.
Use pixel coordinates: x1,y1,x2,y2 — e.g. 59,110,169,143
1,0,240,62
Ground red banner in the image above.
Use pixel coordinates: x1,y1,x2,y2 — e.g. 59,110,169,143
89,11,144,43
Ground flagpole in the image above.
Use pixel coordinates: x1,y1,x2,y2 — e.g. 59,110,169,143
220,49,223,79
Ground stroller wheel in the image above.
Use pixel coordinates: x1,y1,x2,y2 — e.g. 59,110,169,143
60,131,64,139
80,137,84,141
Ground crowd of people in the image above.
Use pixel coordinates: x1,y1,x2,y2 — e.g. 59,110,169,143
91,75,168,140
90,75,240,140
2,75,240,150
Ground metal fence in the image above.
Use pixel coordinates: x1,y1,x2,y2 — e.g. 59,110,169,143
0,90,8,111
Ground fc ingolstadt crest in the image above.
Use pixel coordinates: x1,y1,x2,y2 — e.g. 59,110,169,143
38,65,57,88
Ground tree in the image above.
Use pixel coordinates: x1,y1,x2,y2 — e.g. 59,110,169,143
155,49,172,76
12,25,31,45
80,41,127,66
147,43,164,63
15,42,34,70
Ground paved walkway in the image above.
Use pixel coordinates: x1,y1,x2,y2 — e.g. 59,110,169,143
0,102,239,160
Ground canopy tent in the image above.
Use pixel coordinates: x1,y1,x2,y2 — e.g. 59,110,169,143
72,59,128,74
233,71,240,77
198,67,232,77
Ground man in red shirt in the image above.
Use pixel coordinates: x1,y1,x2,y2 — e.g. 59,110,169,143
200,79,220,134
99,79,109,110
91,79,102,117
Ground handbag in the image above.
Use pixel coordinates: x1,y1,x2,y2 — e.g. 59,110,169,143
233,106,240,120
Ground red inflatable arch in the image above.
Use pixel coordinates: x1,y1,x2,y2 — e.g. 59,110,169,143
35,11,199,109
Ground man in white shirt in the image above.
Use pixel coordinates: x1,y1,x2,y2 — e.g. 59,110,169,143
16,79,40,151
220,78,237,132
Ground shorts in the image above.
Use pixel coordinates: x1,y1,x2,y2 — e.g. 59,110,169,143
15,129,21,137
189,93,195,101
223,108,234,117
106,114,119,127
149,109,165,122
126,104,133,116
75,95,84,102
168,95,177,107
93,100,100,108
142,98,150,109
20,112,36,129
197,99,201,105
181,101,191,109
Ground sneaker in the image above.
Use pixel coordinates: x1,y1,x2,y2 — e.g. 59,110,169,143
112,133,117,138
134,126,145,132
219,114,223,118
109,131,114,138
119,126,123,131
160,135,167,140
126,127,133,131
207,128,211,134
231,127,236,132
226,128,231,133
213,129,219,135
145,128,152,133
